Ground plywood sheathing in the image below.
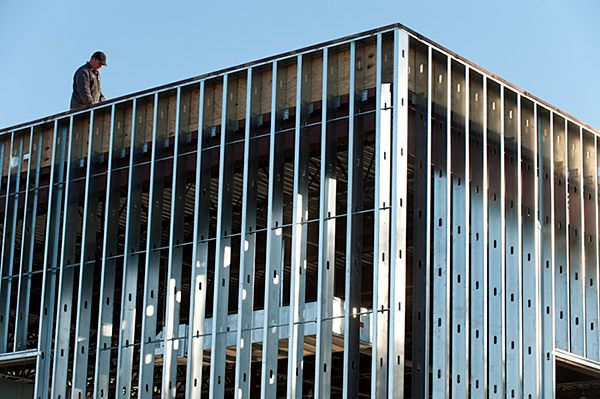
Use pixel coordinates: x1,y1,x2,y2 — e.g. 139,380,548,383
259,71,272,116
110,104,134,154
164,91,178,139
74,116,90,162
309,56,324,103
203,82,224,129
96,109,112,156
180,85,201,134
233,77,248,123
141,98,155,145
40,125,54,171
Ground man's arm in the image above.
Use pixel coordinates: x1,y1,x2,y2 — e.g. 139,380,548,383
75,68,94,105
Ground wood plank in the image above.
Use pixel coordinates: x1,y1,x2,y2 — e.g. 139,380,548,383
166,91,178,138
40,125,54,170
285,63,297,109
260,69,272,115
122,104,133,151
188,87,200,133
363,43,377,90
143,98,155,144
235,76,248,122
337,48,351,96
310,56,323,104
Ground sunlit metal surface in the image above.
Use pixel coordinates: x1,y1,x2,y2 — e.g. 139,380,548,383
0,24,598,398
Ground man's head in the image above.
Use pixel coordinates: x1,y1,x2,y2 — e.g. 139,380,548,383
90,51,107,70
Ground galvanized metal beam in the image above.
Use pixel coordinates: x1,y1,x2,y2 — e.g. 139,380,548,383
0,132,20,352
14,127,35,352
486,78,505,399
286,54,308,399
315,47,335,399
387,28,409,399
588,130,600,361
34,120,64,399
72,107,112,399
539,107,555,398
371,32,391,398
553,116,569,352
431,51,451,399
450,61,469,399
163,87,184,399
186,81,209,399
138,92,162,399
468,70,486,398
51,113,81,399
115,99,142,399
209,76,233,399
521,98,540,397
504,89,522,399
567,122,585,356
233,68,256,399
410,38,430,399
342,41,358,399
260,60,284,399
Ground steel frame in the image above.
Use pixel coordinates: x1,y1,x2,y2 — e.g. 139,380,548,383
0,25,598,399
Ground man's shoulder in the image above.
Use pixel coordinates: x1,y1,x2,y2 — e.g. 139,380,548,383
75,62,92,75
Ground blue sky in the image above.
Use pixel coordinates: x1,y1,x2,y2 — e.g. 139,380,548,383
1,0,598,130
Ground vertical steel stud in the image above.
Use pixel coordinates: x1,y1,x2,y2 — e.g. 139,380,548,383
388,28,409,399
186,81,208,399
286,54,308,399
260,61,284,399
315,47,335,399
371,33,391,397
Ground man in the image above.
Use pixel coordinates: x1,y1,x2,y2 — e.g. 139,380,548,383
70,51,107,109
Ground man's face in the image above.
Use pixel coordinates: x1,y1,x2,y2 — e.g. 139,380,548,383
90,57,103,70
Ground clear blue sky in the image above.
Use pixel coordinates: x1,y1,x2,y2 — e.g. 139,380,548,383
1,0,598,131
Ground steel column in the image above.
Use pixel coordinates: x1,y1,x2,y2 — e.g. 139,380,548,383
521,99,540,397
260,61,284,399
371,32,391,398
486,79,505,399
342,40,357,399
162,87,184,399
450,61,469,399
388,28,409,399
51,113,81,399
588,131,600,361
14,127,35,352
0,132,21,352
553,116,569,351
209,76,232,398
138,92,162,399
186,81,209,399
286,54,308,399
410,39,430,399
567,123,585,356
72,108,112,399
34,121,64,399
233,68,257,399
469,71,486,398
431,52,451,399
115,99,142,399
315,47,335,399
540,108,555,398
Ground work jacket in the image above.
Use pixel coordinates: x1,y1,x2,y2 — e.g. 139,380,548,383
70,62,104,109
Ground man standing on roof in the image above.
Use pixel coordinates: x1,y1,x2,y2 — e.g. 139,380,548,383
70,51,107,109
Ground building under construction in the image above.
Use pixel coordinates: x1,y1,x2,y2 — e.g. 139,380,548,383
0,23,599,398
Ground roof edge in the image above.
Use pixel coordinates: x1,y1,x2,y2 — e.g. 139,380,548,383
2,22,598,135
